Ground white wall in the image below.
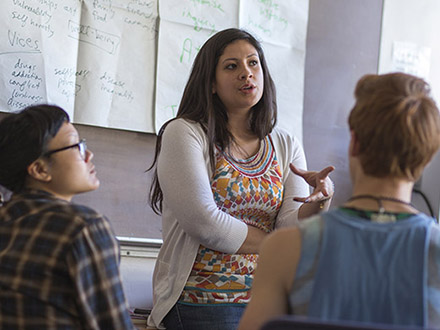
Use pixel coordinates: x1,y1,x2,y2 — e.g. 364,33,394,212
119,246,159,310
303,0,383,208
379,0,440,218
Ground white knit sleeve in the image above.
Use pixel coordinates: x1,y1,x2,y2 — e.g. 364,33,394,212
274,132,310,228
157,119,248,253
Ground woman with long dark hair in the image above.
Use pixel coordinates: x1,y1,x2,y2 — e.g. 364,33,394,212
147,28,334,330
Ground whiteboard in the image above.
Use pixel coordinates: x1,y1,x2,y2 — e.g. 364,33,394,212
1,0,308,139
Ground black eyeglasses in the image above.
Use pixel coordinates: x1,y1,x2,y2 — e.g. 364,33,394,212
43,139,87,160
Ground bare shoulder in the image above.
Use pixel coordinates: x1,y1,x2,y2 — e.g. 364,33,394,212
262,226,301,256
258,226,302,289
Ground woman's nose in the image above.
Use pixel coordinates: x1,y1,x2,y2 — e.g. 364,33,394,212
85,149,94,162
240,67,253,80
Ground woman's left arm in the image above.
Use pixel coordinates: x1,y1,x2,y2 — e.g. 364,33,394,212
274,131,335,227
274,135,310,228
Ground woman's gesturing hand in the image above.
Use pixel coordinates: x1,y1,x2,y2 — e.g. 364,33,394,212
290,163,335,203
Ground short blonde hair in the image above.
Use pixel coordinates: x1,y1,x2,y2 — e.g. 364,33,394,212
348,72,440,180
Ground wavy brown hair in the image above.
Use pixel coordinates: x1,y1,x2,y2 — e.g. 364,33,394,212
348,72,440,180
148,28,277,214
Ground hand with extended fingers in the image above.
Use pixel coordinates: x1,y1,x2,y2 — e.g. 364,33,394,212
290,163,335,203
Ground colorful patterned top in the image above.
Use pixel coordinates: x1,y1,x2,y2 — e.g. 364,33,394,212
148,119,308,327
179,135,283,305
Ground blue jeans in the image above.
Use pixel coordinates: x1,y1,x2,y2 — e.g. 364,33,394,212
163,303,246,330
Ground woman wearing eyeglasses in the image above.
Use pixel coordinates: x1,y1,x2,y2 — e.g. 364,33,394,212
37,135,97,201
0,104,135,329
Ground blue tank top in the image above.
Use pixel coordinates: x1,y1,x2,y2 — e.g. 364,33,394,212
307,210,433,326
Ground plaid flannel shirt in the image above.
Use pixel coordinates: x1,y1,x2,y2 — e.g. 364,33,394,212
0,190,135,329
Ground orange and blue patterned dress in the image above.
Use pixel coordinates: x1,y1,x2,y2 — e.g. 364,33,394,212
179,135,283,306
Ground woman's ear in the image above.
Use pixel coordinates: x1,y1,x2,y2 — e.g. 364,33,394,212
27,159,52,183
349,130,361,157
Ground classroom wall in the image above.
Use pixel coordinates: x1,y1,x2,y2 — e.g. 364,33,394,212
378,0,440,218
120,248,158,309
72,124,162,239
303,0,383,209
304,0,440,218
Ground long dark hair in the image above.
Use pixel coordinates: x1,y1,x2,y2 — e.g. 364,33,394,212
148,28,277,214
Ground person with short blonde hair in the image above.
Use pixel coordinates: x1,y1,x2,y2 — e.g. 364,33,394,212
239,72,440,330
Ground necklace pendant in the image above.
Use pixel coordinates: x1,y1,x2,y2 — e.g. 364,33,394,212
371,213,397,223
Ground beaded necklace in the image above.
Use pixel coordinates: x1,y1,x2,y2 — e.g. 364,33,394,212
346,195,415,223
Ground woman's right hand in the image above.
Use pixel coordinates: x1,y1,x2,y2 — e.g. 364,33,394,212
236,225,268,254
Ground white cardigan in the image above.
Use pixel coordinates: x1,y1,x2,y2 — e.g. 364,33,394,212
147,119,309,328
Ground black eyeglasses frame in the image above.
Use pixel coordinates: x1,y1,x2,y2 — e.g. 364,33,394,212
43,139,87,160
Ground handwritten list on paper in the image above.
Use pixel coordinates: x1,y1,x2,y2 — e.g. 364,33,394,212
154,0,237,131
1,0,158,133
391,41,431,81
155,0,308,142
1,0,308,137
